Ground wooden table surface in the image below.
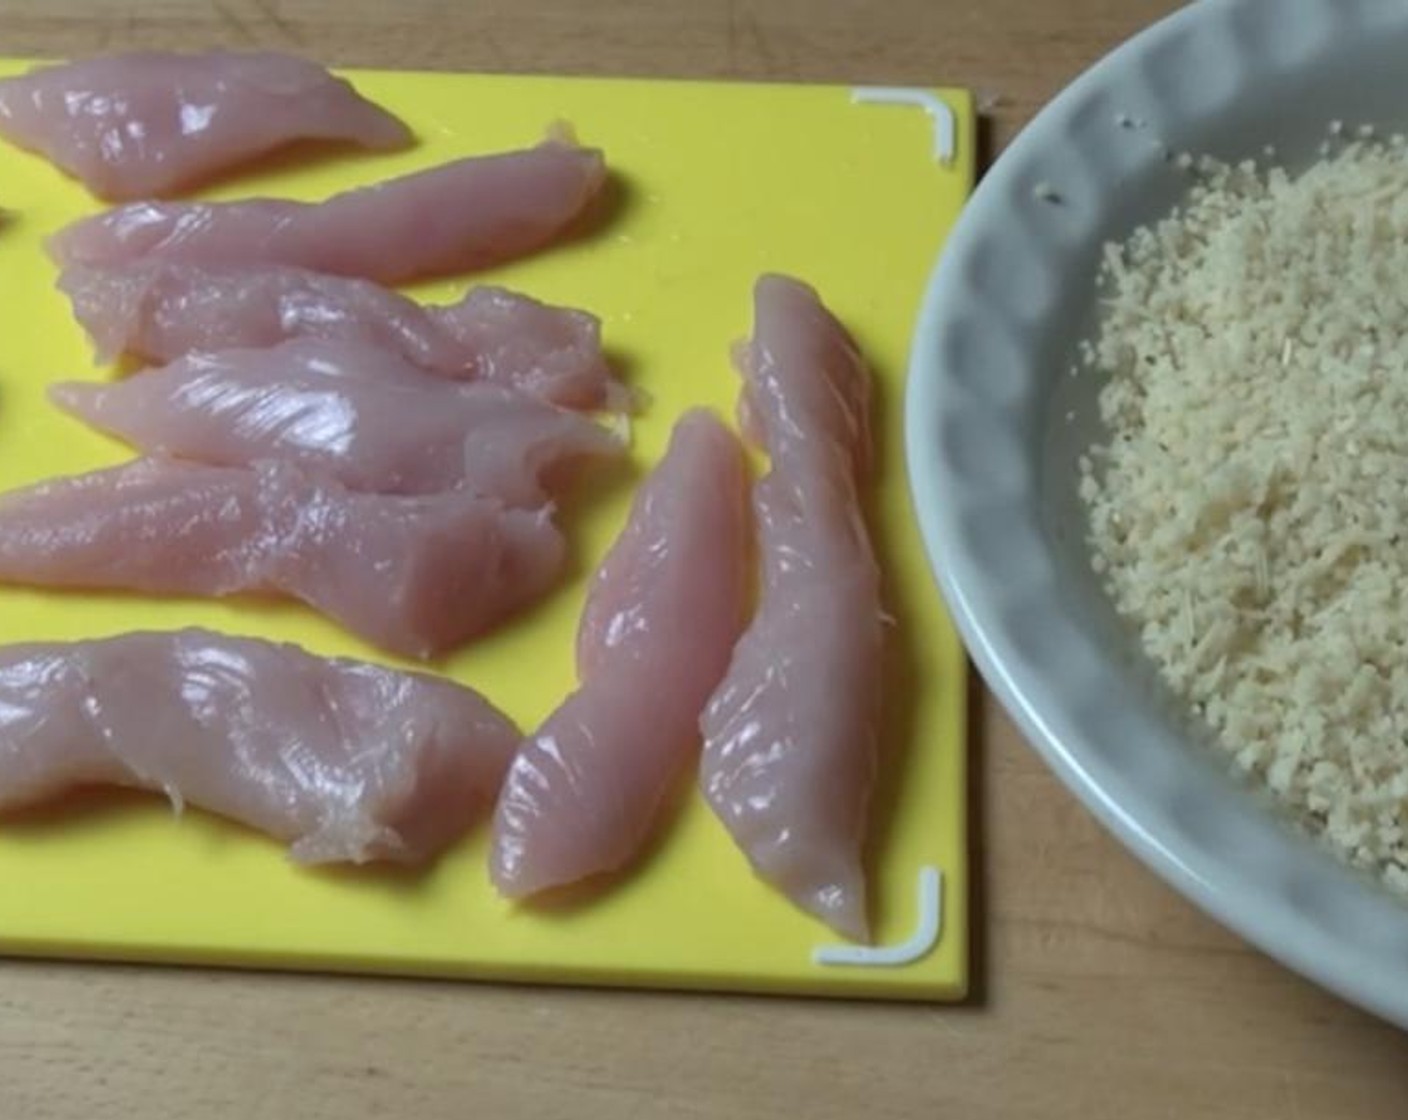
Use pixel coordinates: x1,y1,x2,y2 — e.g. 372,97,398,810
4,2,1408,1116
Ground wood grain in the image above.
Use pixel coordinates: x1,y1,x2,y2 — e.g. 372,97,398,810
3,2,1408,1117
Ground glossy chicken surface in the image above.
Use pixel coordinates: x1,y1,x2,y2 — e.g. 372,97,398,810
0,458,567,659
491,410,749,897
0,628,519,863
48,141,607,283
700,274,883,942
0,50,411,200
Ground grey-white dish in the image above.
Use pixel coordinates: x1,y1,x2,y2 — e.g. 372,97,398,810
905,0,1408,1029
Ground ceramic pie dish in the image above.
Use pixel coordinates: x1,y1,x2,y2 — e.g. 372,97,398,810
905,0,1408,1028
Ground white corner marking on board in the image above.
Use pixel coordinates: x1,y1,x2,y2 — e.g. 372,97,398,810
850,88,957,165
812,865,943,967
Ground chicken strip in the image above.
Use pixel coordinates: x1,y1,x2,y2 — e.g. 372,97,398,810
58,261,628,410
0,50,411,200
699,274,883,942
47,140,606,282
50,338,624,506
0,458,566,659
0,628,517,863
491,410,749,897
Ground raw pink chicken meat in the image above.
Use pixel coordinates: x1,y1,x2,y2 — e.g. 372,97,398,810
0,628,518,863
699,274,883,942
50,338,624,506
47,140,607,283
0,51,411,201
491,410,749,897
0,458,565,659
435,284,634,412
58,261,629,410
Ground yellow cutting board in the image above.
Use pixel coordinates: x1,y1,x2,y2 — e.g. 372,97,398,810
0,63,973,1001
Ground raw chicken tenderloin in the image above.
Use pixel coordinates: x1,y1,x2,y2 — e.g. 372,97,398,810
491,410,749,897
47,140,607,283
50,338,623,505
57,262,628,410
0,458,566,659
0,51,411,201
0,629,518,863
699,274,883,943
